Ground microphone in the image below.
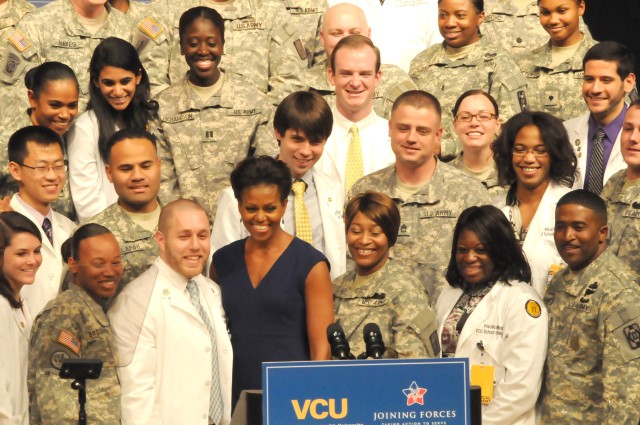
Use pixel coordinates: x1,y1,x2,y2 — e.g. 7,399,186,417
363,323,386,359
327,323,354,360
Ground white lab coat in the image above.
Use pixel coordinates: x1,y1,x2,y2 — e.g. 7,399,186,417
67,110,118,221
436,280,548,425
109,258,233,425
0,297,31,425
563,111,627,189
493,182,571,297
10,195,76,316
211,167,346,279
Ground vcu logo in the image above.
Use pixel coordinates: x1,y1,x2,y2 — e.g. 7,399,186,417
291,398,348,420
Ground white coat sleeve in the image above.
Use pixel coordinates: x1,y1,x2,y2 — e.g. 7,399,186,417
211,187,246,253
0,308,25,425
482,292,548,425
66,115,111,221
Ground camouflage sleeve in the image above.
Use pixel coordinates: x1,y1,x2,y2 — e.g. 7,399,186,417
393,273,440,358
153,118,181,205
602,301,640,425
252,104,278,157
0,19,40,87
134,14,172,97
267,5,307,104
29,307,84,423
491,58,530,121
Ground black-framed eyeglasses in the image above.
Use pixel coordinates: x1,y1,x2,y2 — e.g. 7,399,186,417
454,112,497,123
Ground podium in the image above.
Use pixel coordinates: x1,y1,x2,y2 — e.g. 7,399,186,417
259,358,480,425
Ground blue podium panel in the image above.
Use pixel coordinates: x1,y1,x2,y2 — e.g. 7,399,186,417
263,358,470,425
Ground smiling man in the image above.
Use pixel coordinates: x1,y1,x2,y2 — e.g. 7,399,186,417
212,91,346,278
541,189,640,424
564,41,637,193
7,126,76,316
317,34,395,199
348,90,490,302
110,198,233,425
600,99,640,275
84,128,161,290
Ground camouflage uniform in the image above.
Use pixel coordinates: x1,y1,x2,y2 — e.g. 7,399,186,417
541,249,640,425
120,0,149,25
409,37,529,160
154,73,277,218
84,202,159,289
279,0,326,68
349,161,491,303
333,258,439,358
0,0,130,110
600,170,640,275
448,155,508,198
0,0,34,71
136,0,307,102
0,102,76,221
28,283,120,424
516,33,597,122
305,61,418,120
482,0,591,56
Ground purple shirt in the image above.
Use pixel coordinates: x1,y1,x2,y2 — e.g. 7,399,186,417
585,104,627,188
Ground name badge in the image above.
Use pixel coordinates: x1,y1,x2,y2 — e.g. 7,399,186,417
233,21,265,31
471,365,495,405
420,209,455,218
357,298,387,307
121,242,145,254
53,40,81,49
568,302,590,312
622,208,640,218
288,7,321,14
227,108,257,116
161,112,195,123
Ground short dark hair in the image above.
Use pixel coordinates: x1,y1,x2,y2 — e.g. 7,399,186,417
345,191,401,247
8,126,63,164
179,6,225,44
439,0,484,13
0,211,42,308
445,205,531,290
230,156,292,203
583,41,636,80
493,111,577,187
24,61,78,97
105,128,157,163
391,90,442,118
274,91,333,143
65,223,112,262
452,89,499,119
330,34,380,74
556,189,607,225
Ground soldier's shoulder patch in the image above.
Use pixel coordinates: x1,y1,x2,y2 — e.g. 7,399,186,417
50,351,70,370
293,39,307,60
623,322,640,350
138,17,163,39
525,299,542,318
7,30,31,53
57,329,81,354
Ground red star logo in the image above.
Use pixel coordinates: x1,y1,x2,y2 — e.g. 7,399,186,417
403,381,427,406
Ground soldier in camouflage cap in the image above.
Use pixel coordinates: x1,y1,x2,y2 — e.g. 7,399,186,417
334,191,439,359
349,91,491,303
305,2,417,119
541,189,640,424
154,7,277,218
84,129,160,291
600,100,640,276
0,0,130,110
28,224,123,424
409,0,528,160
135,0,307,102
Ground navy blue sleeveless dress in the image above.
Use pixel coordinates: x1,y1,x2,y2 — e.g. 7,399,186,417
212,237,329,406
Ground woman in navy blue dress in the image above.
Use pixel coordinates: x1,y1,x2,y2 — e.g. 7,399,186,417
210,156,334,406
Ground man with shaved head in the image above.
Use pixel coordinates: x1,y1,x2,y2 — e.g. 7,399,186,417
305,2,418,119
109,199,233,425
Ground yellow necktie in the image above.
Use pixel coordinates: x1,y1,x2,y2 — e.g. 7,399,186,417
291,180,313,244
345,124,364,194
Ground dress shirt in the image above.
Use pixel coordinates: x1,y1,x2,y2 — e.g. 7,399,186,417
585,105,627,189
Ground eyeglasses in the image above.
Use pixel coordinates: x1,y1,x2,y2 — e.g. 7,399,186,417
17,161,68,175
454,112,497,122
511,146,549,157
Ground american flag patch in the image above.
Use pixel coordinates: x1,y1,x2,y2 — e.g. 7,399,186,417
7,31,31,53
57,330,81,354
138,17,162,39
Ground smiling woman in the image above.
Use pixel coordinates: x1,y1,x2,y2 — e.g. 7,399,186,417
66,37,158,221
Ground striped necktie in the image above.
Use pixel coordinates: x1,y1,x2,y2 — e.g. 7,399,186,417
586,129,606,194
